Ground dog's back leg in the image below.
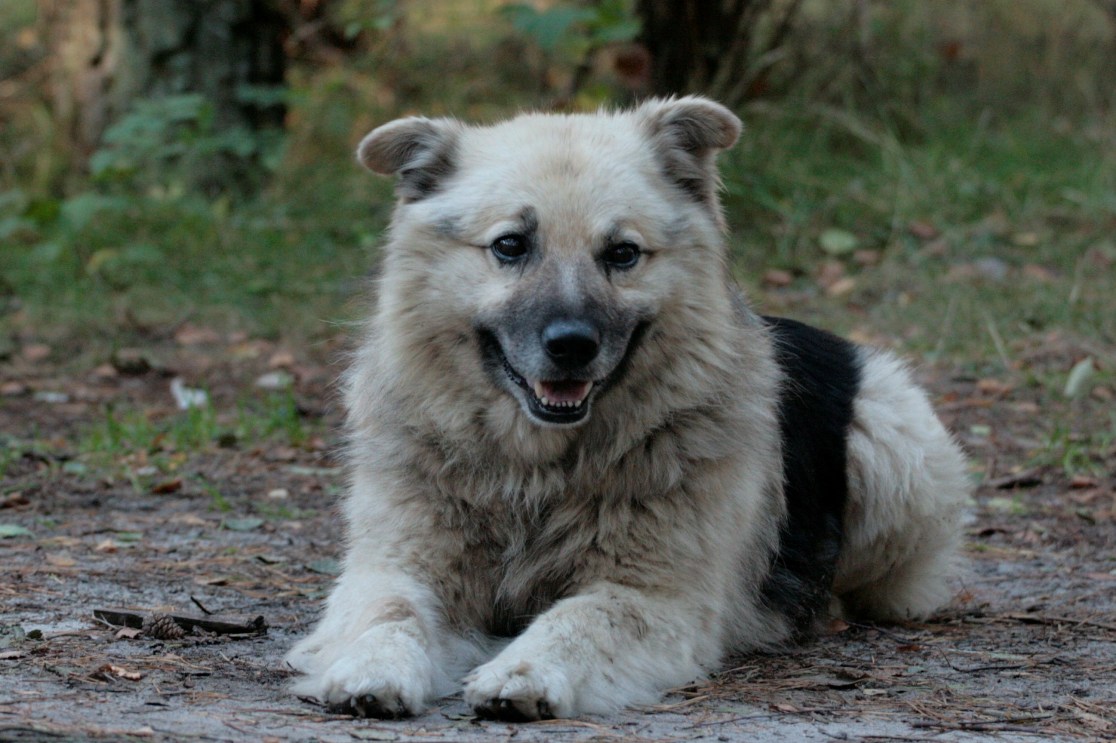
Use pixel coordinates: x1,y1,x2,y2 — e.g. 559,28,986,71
834,351,971,621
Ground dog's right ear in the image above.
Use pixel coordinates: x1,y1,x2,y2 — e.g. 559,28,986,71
637,96,741,211
357,117,460,201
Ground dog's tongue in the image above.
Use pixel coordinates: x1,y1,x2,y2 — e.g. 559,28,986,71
533,379,593,406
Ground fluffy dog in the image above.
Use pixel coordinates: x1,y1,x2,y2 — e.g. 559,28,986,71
286,97,970,721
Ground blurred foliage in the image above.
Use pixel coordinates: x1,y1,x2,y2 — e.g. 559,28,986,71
89,92,287,195
503,1,639,54
0,0,1114,363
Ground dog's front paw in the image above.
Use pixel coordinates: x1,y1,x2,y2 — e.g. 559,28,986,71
291,629,436,718
464,657,573,721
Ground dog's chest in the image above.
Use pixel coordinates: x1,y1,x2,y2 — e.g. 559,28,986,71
429,488,620,637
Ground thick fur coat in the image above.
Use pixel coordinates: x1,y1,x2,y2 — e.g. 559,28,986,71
286,97,970,720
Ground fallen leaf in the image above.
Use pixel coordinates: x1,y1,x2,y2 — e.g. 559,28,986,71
174,324,221,346
815,260,845,289
267,446,299,463
1064,357,1095,399
1,381,29,397
0,492,29,509
908,220,939,240
976,378,1013,396
1069,475,1098,489
151,478,183,495
194,575,230,586
0,524,33,539
230,339,270,360
819,228,858,256
825,276,857,297
852,249,880,266
223,517,264,532
306,558,341,576
94,539,118,553
762,268,794,288
21,343,51,363
46,553,76,567
268,350,296,368
170,513,209,527
255,371,295,390
110,348,152,376
97,663,144,681
0,650,27,660
0,625,27,648
115,627,143,640
91,363,118,380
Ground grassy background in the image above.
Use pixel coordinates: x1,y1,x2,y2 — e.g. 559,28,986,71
1,0,1114,470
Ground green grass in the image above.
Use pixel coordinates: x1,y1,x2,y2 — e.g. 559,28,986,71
73,390,320,489
724,101,1116,363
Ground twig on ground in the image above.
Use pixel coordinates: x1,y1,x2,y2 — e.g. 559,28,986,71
92,608,268,637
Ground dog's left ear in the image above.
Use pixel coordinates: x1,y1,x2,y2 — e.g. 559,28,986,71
357,117,461,201
637,96,742,208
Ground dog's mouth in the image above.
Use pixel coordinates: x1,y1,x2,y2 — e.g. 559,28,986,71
500,355,597,425
477,323,649,427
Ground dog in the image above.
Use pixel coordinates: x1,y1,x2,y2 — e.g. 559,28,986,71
285,96,970,721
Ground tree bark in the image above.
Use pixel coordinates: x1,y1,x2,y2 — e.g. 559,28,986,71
40,0,287,189
635,0,802,107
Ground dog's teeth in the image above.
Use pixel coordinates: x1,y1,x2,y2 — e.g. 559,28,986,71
533,381,546,399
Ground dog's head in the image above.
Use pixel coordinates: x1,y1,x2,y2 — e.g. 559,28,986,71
359,98,741,430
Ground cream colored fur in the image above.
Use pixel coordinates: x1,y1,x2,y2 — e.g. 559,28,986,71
285,97,970,720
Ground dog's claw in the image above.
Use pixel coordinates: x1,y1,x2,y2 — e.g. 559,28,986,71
329,693,408,719
474,696,555,722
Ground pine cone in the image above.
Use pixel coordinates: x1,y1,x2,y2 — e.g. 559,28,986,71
144,613,187,640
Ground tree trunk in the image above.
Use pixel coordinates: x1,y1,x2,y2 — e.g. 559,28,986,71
41,0,287,192
636,0,802,107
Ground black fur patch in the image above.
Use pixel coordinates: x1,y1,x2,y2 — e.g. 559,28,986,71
759,316,862,637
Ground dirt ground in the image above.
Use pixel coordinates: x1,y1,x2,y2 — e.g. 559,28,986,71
2,334,1114,742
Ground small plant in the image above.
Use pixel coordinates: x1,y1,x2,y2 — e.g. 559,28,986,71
89,93,285,196
1032,420,1114,480
236,390,308,448
198,478,234,513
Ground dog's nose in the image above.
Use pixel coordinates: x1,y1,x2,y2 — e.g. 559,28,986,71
542,320,600,368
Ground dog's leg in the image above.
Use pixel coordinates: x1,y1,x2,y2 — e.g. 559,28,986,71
285,563,473,717
835,351,970,620
463,582,712,720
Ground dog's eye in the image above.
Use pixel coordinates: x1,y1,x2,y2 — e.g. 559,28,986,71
491,234,529,262
602,241,641,270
